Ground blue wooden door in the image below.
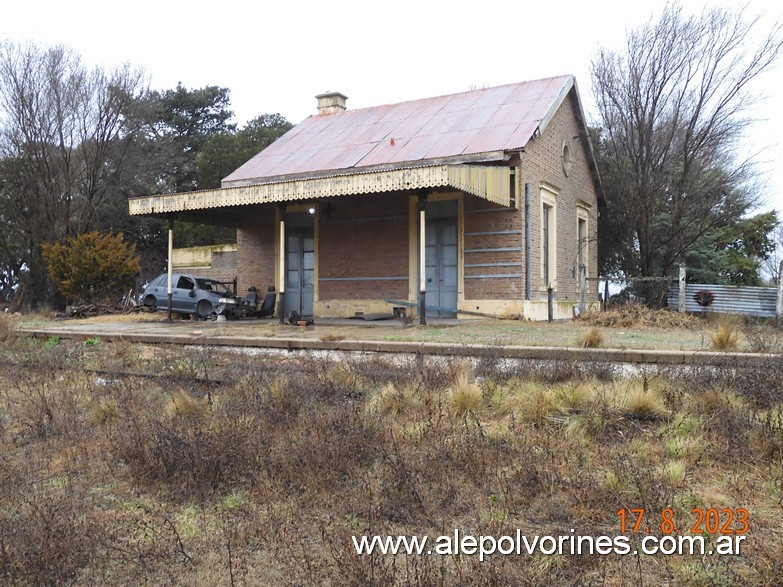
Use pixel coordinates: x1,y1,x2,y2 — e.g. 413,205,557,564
425,200,458,317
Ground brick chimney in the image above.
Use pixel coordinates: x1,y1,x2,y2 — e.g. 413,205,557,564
315,91,348,115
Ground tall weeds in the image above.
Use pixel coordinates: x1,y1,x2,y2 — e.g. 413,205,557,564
0,338,781,585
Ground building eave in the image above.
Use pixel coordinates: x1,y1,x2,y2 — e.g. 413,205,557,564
129,163,514,218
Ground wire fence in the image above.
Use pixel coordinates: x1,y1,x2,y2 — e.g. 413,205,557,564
598,276,679,310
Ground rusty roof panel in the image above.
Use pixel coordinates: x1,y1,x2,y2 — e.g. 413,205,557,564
504,121,543,150
225,152,290,183
386,115,431,140
386,134,445,164
440,90,482,113
378,99,424,122
355,137,413,167
271,148,318,176
490,102,537,126
311,145,367,171
428,128,482,158
417,108,467,135
223,75,574,184
461,106,501,130
463,124,518,154
471,84,517,108
411,95,452,118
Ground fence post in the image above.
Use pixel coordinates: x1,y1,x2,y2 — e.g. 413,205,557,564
678,265,686,313
777,261,783,326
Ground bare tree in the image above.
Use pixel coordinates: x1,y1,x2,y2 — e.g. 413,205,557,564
592,2,783,290
0,41,146,307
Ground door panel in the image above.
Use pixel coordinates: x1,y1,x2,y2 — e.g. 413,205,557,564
425,200,458,318
284,230,315,316
173,276,195,313
286,234,302,315
301,235,315,316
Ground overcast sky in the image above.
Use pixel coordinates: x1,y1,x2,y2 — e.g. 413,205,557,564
2,0,782,211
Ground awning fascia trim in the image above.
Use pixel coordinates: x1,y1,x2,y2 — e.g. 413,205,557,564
128,164,511,216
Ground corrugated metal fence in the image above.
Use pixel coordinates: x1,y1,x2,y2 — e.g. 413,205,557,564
667,283,777,318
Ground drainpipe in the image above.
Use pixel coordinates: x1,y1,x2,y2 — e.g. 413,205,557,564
166,215,174,322
548,286,553,322
278,204,286,324
418,193,427,325
524,183,531,301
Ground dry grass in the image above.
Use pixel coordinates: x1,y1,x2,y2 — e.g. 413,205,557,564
77,310,170,323
0,313,19,342
710,321,739,350
744,324,782,353
447,363,483,416
626,388,667,418
370,382,421,417
166,389,211,421
580,305,697,328
0,336,781,585
576,326,604,348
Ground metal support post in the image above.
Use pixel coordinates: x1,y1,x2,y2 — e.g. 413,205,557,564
777,261,783,326
418,193,427,325
167,215,174,322
678,265,686,313
278,205,286,324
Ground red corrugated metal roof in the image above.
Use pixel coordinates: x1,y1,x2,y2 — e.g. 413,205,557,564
223,75,574,184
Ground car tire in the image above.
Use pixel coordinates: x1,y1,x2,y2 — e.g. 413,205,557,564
143,295,157,310
196,300,213,319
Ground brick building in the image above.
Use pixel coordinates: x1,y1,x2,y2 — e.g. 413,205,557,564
130,75,603,320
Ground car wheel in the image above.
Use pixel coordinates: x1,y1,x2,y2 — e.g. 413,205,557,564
143,295,157,310
196,300,213,319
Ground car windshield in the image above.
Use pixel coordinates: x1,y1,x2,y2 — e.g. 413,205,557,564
196,279,233,295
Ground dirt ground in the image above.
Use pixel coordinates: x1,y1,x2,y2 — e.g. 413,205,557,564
16,309,775,353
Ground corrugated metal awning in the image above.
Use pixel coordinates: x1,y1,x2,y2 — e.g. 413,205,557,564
128,164,512,216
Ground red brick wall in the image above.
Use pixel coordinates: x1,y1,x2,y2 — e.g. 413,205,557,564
236,205,276,295
519,90,600,302
463,193,524,300
318,193,409,300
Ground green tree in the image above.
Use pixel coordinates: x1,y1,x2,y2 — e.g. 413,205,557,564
140,83,238,248
42,231,141,303
170,113,293,248
146,83,236,193
196,113,292,189
685,212,778,286
591,2,783,301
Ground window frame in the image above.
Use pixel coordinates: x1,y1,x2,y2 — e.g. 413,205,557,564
576,204,590,292
540,185,558,290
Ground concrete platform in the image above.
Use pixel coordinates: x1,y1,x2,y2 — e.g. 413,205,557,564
16,316,781,368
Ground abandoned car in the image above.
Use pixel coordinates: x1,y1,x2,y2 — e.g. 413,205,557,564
141,273,245,318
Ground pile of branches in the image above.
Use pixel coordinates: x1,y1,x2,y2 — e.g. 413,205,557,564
62,290,139,318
